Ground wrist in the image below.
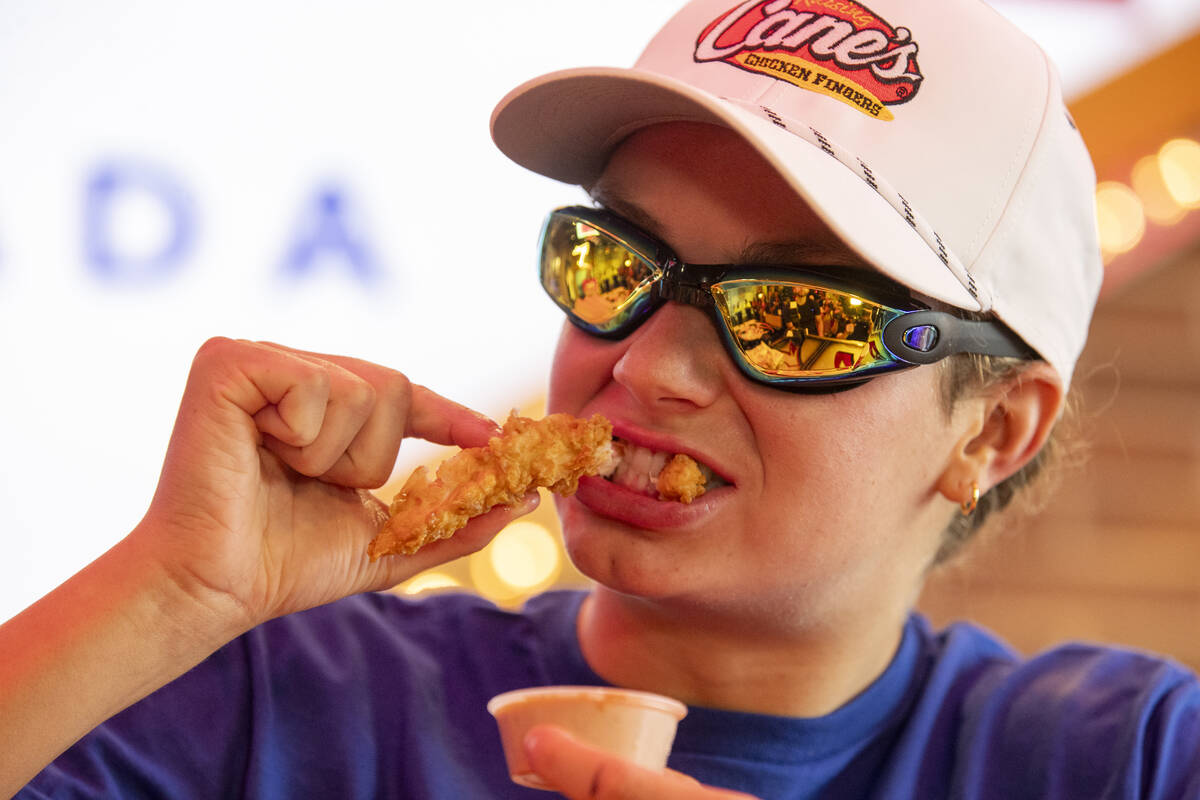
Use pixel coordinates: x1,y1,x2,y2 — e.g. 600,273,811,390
120,521,258,660
0,531,249,794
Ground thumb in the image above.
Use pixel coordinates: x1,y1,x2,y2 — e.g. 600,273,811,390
523,725,755,800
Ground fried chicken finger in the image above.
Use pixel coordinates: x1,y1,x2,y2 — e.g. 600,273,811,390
367,412,614,560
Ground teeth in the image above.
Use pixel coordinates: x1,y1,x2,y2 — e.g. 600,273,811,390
597,441,619,478
603,437,727,499
613,447,653,495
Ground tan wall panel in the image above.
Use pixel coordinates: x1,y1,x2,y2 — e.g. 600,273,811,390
919,584,1200,670
1078,383,1200,456
1044,452,1200,527
935,521,1200,595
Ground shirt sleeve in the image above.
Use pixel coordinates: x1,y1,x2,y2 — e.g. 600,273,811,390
955,643,1200,800
17,634,253,798
14,591,537,800
1140,669,1200,800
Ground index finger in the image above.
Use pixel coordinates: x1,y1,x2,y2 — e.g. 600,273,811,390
252,343,500,454
405,384,502,450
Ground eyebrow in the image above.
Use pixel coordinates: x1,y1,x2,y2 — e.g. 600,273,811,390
589,183,872,270
734,240,870,269
588,184,662,237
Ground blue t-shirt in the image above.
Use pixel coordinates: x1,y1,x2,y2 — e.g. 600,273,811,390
20,590,1200,799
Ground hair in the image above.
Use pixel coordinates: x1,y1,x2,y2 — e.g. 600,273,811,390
930,351,1082,566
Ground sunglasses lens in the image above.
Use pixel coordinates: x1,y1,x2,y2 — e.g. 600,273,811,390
711,280,901,381
540,211,661,335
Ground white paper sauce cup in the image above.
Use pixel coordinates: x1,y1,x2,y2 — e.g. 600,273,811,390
488,685,688,791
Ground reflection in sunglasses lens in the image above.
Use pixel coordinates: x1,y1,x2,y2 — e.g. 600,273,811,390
713,281,882,378
540,214,658,332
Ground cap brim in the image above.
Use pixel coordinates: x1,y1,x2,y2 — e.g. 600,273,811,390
491,66,981,312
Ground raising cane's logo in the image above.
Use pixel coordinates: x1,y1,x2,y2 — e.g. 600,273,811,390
695,0,922,120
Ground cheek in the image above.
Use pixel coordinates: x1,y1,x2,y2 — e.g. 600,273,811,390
863,375,960,487
547,323,620,415
751,373,952,529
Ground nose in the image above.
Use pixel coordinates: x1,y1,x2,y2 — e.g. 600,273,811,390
612,302,727,411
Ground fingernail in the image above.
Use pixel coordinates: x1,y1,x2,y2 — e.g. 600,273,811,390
474,410,502,431
523,726,550,757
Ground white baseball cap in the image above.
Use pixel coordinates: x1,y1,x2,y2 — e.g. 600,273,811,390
491,0,1103,387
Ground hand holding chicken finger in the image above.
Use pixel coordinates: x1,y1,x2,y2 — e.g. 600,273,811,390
135,337,537,636
0,337,542,797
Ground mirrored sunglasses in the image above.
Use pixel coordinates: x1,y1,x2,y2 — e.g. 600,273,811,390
539,205,1034,391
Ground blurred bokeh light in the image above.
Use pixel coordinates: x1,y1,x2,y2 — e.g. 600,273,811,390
1096,181,1147,257
1159,138,1200,209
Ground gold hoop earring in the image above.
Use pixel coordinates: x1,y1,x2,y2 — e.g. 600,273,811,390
960,482,981,515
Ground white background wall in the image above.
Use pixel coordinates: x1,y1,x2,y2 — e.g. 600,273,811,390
2,0,1197,623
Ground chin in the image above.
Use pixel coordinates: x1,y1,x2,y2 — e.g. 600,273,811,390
558,502,717,606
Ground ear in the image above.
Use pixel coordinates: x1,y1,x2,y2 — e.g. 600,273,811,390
936,362,1066,507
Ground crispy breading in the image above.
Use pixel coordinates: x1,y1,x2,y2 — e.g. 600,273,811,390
655,453,707,503
367,412,613,560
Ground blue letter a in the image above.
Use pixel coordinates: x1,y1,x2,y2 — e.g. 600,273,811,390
280,184,379,285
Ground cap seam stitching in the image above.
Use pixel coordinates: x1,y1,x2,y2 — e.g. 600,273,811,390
962,48,1052,268
731,100,988,308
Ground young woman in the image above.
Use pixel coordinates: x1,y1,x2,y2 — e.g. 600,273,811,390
6,1,1198,797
